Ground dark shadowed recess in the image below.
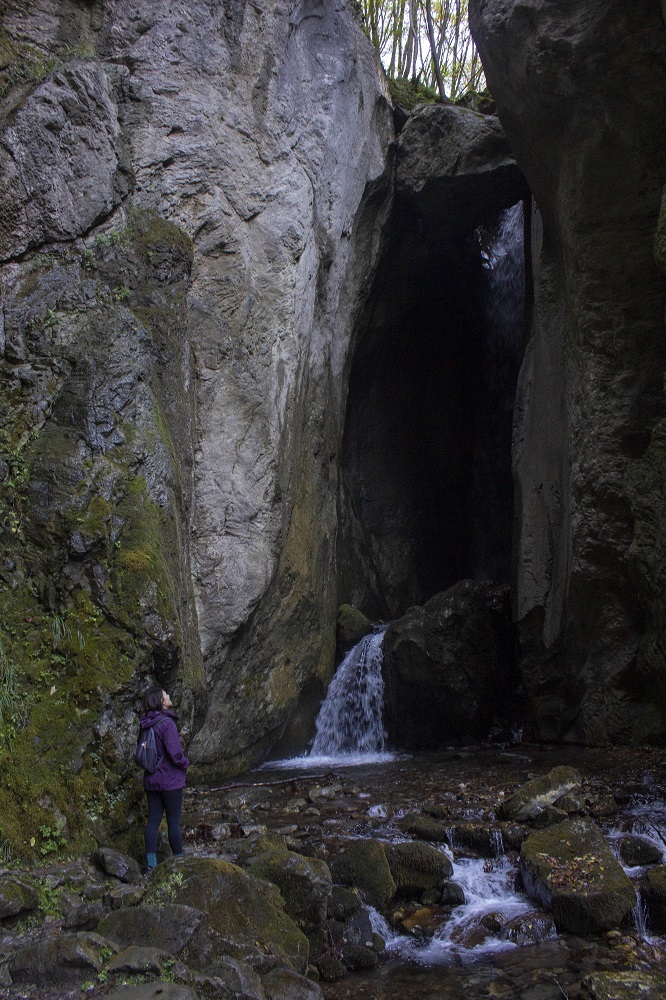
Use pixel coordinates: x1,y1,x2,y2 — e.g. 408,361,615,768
337,196,529,622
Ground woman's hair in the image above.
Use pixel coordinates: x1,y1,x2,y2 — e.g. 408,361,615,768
142,687,164,714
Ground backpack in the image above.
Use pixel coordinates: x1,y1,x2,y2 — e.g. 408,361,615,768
136,723,164,773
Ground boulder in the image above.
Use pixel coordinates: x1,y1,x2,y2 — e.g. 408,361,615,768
382,581,516,748
330,840,396,910
189,957,265,1000
498,911,556,945
397,815,449,842
384,842,453,899
327,886,362,921
643,865,666,930
340,943,378,970
98,903,206,956
315,955,347,982
520,819,636,934
0,876,38,920
617,835,663,867
106,947,176,976
142,857,309,974
580,971,666,1000
237,834,290,867
58,891,105,930
92,847,142,884
247,851,332,930
499,766,582,822
337,605,373,655
8,931,116,986
396,103,529,238
439,882,466,907
262,967,324,1000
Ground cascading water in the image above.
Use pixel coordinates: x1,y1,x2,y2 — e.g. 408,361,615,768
262,627,399,768
310,628,388,757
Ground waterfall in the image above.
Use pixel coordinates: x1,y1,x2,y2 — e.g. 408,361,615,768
310,628,388,757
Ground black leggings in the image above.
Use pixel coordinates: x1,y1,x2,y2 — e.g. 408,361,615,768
145,789,184,855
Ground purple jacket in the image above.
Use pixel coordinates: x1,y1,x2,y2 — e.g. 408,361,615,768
139,710,189,792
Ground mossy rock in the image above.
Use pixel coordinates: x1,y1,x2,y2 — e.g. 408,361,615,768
384,841,452,899
520,818,636,934
397,814,448,842
654,185,666,276
98,902,205,955
330,839,396,910
500,766,582,822
247,850,332,929
143,857,309,974
0,876,38,920
336,604,373,654
617,835,662,868
643,865,666,930
328,886,362,921
237,832,290,866
580,970,666,1000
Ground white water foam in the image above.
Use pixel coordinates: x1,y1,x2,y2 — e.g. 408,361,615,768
386,854,544,964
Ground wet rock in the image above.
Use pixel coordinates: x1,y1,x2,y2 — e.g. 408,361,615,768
337,605,373,655
92,847,142,884
8,931,116,986
499,766,582,822
384,841,453,899
263,966,324,1000
340,908,375,948
617,835,663,867
439,882,466,907
397,904,449,937
327,886,362,921
580,970,666,1000
315,955,347,981
397,814,449,842
531,805,570,829
643,865,666,930
0,876,38,920
520,818,636,934
382,582,516,748
107,946,174,975
340,943,379,970
445,821,503,856
555,792,586,814
308,784,343,803
143,857,309,974
247,851,332,930
498,910,556,945
588,795,619,819
330,839,396,910
98,903,206,956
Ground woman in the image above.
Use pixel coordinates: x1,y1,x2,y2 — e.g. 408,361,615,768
138,687,189,871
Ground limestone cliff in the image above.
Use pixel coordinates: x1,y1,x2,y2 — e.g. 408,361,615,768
0,0,393,853
470,0,666,743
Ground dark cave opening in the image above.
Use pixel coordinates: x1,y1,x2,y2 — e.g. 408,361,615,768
337,198,529,621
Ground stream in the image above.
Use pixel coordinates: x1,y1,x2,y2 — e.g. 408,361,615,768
181,626,666,997
182,743,666,999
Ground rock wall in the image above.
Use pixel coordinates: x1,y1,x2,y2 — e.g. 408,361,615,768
470,0,666,742
0,0,393,853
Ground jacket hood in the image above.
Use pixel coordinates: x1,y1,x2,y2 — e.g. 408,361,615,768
140,709,177,729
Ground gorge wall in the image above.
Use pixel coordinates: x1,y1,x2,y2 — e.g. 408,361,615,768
470,0,666,743
0,0,394,852
1,0,665,856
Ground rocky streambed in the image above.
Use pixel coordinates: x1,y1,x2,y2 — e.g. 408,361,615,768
3,744,666,999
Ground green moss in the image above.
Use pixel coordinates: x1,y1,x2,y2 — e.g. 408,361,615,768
388,76,438,110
